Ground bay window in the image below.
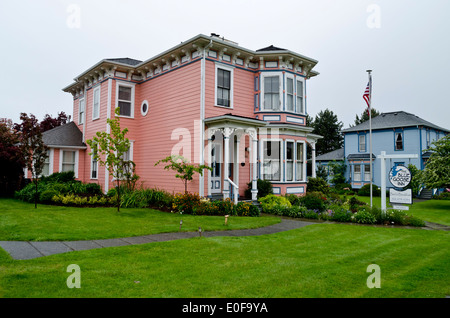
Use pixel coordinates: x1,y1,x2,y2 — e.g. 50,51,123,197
295,142,304,181
286,77,294,112
354,165,361,181
62,150,76,173
262,140,280,181
296,80,304,114
286,141,294,181
263,76,280,110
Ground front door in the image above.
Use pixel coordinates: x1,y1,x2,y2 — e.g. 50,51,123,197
210,143,221,194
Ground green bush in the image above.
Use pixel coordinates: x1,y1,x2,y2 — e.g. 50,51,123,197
307,177,329,194
235,201,260,217
173,192,202,214
258,194,291,213
39,188,59,203
351,209,377,224
299,191,327,212
433,191,450,200
40,171,75,183
330,206,353,222
303,210,320,219
245,179,273,199
357,184,381,197
347,196,367,212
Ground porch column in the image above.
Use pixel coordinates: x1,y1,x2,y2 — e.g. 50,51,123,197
247,129,258,201
207,131,213,198
222,127,234,200
311,141,316,178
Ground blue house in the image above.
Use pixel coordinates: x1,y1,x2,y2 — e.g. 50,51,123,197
316,111,449,195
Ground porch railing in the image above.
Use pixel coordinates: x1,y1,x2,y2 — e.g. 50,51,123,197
226,178,239,205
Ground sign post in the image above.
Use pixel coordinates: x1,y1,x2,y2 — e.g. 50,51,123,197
377,151,418,216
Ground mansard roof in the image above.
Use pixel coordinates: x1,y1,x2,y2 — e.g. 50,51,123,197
342,111,449,133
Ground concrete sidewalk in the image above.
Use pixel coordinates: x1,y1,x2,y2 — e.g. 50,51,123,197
0,219,314,260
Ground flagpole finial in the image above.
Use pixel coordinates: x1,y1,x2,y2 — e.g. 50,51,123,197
366,69,372,74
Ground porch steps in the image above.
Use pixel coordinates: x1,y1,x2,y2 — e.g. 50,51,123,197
418,188,433,200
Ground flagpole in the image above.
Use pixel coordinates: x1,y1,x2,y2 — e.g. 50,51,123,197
367,70,373,208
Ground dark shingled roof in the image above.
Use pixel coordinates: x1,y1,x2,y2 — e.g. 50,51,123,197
342,111,449,133
316,148,345,161
104,57,142,66
347,153,376,160
256,45,287,52
42,122,86,148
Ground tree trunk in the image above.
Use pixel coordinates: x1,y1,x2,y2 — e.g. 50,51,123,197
117,180,121,212
34,179,38,209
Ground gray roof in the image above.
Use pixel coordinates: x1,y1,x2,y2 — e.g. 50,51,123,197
316,148,344,161
347,153,376,160
104,58,142,66
342,111,450,133
256,45,287,52
42,122,86,148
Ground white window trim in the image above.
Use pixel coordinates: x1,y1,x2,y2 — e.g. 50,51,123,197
59,149,79,178
260,138,283,182
285,74,295,113
112,141,134,181
90,148,98,180
92,85,101,121
260,72,283,111
359,134,366,152
78,98,85,125
115,82,135,118
295,140,307,182
295,77,305,114
214,63,234,108
285,139,295,182
36,149,53,177
141,100,149,117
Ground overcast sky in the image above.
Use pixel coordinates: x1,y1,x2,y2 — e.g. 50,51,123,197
1,0,449,130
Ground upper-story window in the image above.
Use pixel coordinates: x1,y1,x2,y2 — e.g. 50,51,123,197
215,64,234,108
286,77,294,112
359,134,366,152
296,79,304,114
263,76,280,110
92,86,100,120
116,83,135,117
78,98,85,125
395,132,403,150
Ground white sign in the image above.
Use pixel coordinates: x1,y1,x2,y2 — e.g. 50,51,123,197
389,188,412,205
389,165,412,188
391,205,409,211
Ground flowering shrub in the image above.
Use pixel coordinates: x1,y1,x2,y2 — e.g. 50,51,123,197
351,209,377,224
235,201,260,217
172,192,202,214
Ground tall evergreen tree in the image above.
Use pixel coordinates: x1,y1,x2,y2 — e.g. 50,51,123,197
352,108,380,127
312,108,343,156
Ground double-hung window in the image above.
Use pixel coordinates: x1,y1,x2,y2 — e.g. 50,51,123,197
78,98,85,125
92,86,100,120
354,165,361,181
296,142,304,181
359,134,366,152
296,80,304,114
263,76,280,110
286,141,294,181
217,68,231,107
91,148,98,179
262,140,280,181
62,151,76,173
117,84,134,117
286,78,294,112
395,132,403,150
364,164,371,181
42,150,51,176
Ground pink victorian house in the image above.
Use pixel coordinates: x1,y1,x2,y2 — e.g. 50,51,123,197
50,34,321,200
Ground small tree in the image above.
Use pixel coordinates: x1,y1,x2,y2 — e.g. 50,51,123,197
155,155,212,194
329,160,347,186
14,113,48,208
421,135,450,189
316,164,328,181
86,108,135,212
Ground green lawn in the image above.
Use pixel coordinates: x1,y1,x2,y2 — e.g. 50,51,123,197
346,195,450,226
0,198,448,298
0,199,280,241
0,223,448,298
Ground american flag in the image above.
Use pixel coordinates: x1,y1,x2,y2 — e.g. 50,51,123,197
363,81,371,115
